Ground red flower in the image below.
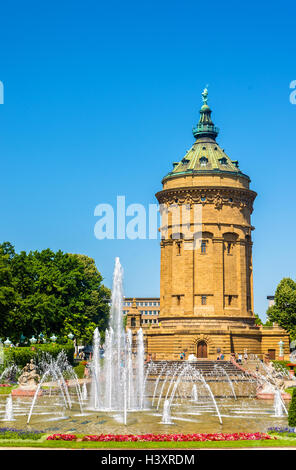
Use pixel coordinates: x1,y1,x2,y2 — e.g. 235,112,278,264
46,432,276,442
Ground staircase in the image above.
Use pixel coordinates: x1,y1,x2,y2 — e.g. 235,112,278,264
147,360,246,377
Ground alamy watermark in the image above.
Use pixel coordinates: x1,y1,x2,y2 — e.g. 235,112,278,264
94,196,203,250
0,81,3,104
289,80,296,104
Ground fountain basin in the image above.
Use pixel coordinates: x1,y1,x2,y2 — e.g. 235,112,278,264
256,391,291,400
12,387,42,397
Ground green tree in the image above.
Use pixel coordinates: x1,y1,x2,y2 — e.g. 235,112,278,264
0,243,110,345
267,278,296,339
0,242,18,338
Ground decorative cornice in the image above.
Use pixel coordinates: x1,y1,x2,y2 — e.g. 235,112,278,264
156,186,257,213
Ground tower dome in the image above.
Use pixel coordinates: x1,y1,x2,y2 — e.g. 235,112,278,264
163,88,250,186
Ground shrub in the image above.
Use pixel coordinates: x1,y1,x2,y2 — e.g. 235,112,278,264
272,361,296,373
288,388,296,427
4,341,75,369
73,363,85,379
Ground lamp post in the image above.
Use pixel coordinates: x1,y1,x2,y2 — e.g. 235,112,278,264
67,332,74,340
278,340,284,360
4,338,11,347
29,336,37,345
50,334,57,343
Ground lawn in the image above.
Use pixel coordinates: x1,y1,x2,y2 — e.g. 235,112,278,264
0,385,17,395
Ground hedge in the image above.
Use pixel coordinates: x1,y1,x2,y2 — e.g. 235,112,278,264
288,388,296,427
272,361,296,373
3,341,75,369
73,363,86,379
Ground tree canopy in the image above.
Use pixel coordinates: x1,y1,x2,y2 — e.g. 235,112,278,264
267,277,296,340
0,242,110,345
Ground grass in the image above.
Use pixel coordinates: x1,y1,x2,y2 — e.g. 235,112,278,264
0,436,296,449
0,385,17,395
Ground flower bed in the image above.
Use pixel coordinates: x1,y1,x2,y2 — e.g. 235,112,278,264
46,432,275,442
268,426,296,436
0,427,44,440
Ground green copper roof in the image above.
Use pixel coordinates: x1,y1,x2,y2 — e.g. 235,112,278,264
192,87,219,140
163,88,249,183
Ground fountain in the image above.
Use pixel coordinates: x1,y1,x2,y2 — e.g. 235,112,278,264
274,389,288,417
26,351,83,424
191,384,198,402
161,399,173,424
82,382,88,401
4,395,15,421
88,257,146,421
0,259,291,434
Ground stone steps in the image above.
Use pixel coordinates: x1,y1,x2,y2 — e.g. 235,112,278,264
147,360,246,377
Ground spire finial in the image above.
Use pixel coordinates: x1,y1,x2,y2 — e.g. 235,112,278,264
201,85,209,105
192,86,219,140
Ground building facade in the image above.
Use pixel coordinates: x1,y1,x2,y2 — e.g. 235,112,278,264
128,89,289,361
124,297,160,327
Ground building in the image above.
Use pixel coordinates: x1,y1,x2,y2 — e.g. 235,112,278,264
267,295,275,308
123,297,160,327
128,88,289,361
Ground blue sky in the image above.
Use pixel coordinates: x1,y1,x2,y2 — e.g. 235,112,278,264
0,0,295,320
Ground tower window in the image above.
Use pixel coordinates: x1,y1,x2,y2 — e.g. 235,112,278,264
201,296,207,305
201,240,207,253
219,157,227,166
176,241,181,255
228,295,232,305
227,242,232,254
199,157,208,166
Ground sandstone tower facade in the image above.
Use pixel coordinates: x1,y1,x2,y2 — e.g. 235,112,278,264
142,89,289,360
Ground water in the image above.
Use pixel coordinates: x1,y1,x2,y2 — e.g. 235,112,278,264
0,394,288,434
82,383,88,401
274,390,288,417
88,257,146,417
161,399,173,424
0,259,292,433
4,395,15,421
27,352,84,424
